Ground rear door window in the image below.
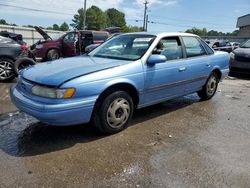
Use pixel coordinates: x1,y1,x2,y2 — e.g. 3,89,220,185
182,36,207,58
93,32,109,41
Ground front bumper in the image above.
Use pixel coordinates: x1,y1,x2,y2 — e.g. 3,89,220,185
10,85,96,126
230,59,250,74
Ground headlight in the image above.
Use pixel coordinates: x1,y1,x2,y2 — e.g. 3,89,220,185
31,85,76,98
36,44,43,49
230,52,235,59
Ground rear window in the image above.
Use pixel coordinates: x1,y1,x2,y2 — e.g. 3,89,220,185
182,36,207,57
200,39,214,55
93,32,109,41
0,36,13,43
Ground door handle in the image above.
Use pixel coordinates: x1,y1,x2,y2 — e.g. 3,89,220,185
179,67,186,72
206,63,211,67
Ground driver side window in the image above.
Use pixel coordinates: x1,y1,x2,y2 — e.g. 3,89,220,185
63,32,77,43
153,37,183,61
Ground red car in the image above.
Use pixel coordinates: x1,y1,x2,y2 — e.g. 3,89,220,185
32,27,109,61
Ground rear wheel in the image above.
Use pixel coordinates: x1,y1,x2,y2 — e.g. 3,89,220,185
0,58,15,82
93,91,134,134
197,72,219,100
47,49,60,61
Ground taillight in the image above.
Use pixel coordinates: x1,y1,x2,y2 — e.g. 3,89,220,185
21,44,28,50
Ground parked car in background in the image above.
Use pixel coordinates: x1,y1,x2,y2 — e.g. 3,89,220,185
209,40,233,53
0,31,25,45
230,39,250,75
11,32,229,134
230,42,240,50
32,26,109,61
85,33,121,53
0,36,24,82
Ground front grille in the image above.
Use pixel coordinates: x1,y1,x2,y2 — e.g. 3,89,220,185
235,55,250,62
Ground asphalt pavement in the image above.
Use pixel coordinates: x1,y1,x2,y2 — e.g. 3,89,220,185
0,76,250,187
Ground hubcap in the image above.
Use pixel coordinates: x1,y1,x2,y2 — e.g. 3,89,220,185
207,75,217,95
0,60,14,80
107,98,130,128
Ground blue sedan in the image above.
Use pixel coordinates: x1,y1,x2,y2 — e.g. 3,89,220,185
11,32,229,133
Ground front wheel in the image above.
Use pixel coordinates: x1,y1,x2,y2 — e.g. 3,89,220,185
197,72,219,100
47,49,60,61
93,91,134,134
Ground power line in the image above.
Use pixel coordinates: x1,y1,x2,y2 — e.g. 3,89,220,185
129,19,234,29
152,15,233,27
0,3,74,16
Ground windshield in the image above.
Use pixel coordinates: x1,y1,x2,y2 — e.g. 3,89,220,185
89,34,156,61
240,39,250,48
51,32,66,40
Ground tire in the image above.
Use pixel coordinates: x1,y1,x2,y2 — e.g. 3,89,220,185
197,72,219,100
47,49,60,61
0,58,15,82
14,57,36,75
93,91,134,134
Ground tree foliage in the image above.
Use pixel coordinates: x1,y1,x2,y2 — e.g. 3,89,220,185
60,22,69,31
86,6,107,30
71,8,84,30
106,8,126,30
185,27,239,36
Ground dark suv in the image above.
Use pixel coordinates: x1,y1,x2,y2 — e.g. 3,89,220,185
32,27,109,61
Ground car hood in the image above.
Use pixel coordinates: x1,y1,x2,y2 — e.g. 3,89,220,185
34,26,52,41
233,47,250,56
21,56,130,86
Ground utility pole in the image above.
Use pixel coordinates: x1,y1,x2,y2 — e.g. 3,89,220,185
143,0,149,31
83,0,87,30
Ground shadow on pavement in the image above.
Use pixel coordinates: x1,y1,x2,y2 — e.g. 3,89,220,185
0,94,199,157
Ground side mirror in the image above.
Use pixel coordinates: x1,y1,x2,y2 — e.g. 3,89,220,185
147,55,167,65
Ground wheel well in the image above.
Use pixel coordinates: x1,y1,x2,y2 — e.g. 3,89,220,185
96,83,139,107
47,48,60,56
212,69,222,80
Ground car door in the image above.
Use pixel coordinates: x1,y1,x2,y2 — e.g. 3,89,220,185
62,32,78,57
142,36,188,105
181,36,212,93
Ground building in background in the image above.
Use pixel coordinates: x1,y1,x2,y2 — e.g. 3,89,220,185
237,14,250,37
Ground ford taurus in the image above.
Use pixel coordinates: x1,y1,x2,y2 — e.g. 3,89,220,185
11,32,229,134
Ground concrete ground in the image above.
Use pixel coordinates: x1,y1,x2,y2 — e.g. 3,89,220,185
0,76,250,187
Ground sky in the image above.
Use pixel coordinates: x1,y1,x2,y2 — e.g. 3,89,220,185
0,0,249,33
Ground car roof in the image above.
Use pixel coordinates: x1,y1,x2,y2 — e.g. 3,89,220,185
120,32,198,37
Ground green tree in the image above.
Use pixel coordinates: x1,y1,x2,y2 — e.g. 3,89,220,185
185,27,207,36
71,8,84,29
0,19,8,25
71,6,107,30
53,24,60,31
106,8,126,31
123,25,143,32
86,6,107,30
60,22,69,31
